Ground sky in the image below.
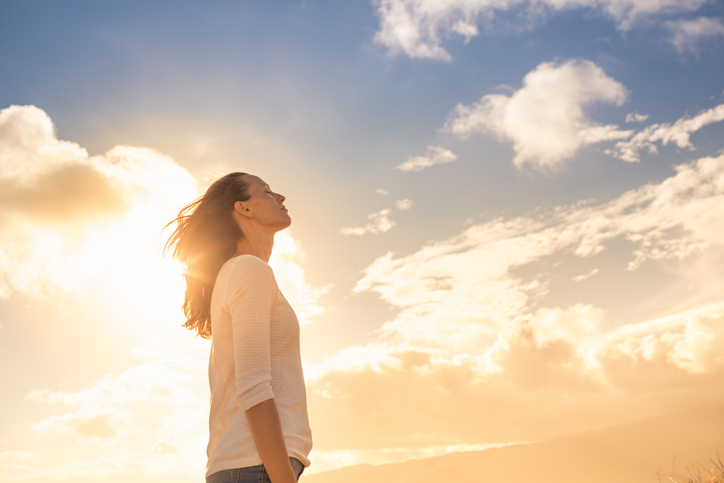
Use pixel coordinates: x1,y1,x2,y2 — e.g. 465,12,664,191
1,0,724,481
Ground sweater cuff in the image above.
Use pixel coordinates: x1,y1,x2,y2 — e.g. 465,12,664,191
237,385,275,412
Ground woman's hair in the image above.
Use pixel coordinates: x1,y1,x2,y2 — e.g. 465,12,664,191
164,172,250,338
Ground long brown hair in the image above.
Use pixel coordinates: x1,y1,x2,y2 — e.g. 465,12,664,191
164,172,250,338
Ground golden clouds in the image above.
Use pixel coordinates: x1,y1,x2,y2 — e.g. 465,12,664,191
301,152,724,461
0,105,198,299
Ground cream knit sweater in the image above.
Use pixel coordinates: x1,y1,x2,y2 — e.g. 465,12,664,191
206,255,312,478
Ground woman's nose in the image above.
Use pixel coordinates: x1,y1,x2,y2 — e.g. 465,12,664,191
278,194,286,203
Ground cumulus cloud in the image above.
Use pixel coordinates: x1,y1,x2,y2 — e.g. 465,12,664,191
666,17,724,53
373,0,710,60
445,59,631,170
0,104,327,328
608,102,724,162
307,303,724,451
0,105,197,298
395,145,457,172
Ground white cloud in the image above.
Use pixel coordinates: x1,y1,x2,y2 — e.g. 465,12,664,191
626,112,649,123
270,231,329,325
376,188,389,196
445,59,631,171
395,145,457,172
340,208,396,236
394,198,414,211
355,153,724,349
666,17,724,53
609,102,724,162
373,0,710,60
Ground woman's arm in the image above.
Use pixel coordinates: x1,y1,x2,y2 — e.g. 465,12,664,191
245,398,297,483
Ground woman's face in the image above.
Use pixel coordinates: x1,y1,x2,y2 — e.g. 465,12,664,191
240,175,291,231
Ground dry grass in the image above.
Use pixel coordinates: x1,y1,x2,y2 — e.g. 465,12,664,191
660,454,724,483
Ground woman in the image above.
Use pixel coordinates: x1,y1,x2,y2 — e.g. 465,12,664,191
165,172,312,483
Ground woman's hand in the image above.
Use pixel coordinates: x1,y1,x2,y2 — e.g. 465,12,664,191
245,398,298,483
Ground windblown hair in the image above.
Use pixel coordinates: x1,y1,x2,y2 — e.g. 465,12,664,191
164,172,250,338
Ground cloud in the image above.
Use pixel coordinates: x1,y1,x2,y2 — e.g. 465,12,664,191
307,154,724,454
20,335,210,480
666,17,724,54
307,303,724,451
445,59,631,171
0,104,327,330
394,198,414,211
341,208,396,236
340,198,415,236
608,102,724,162
32,408,135,442
355,153,724,349
326,156,724,450
373,0,710,60
376,188,389,196
270,230,329,325
0,105,327,482
0,105,197,299
395,145,457,172
626,112,649,123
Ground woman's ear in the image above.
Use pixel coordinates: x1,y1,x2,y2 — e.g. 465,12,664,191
234,201,253,218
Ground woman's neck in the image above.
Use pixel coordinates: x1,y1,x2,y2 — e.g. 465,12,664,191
234,231,275,263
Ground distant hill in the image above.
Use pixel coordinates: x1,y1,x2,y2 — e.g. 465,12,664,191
303,406,724,483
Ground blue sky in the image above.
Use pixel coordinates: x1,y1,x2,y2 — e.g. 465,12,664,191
1,0,724,481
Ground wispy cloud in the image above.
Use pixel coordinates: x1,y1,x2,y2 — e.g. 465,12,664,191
395,198,414,211
665,17,724,54
340,198,415,236
341,208,396,236
395,145,457,172
626,112,649,123
373,0,711,60
608,102,724,162
445,59,631,171
356,153,724,349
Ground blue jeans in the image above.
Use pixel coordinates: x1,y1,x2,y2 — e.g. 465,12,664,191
207,457,305,483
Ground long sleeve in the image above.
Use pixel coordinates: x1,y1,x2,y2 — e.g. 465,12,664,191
229,259,277,411
206,254,312,477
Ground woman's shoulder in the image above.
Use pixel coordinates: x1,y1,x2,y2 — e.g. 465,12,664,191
222,255,275,282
